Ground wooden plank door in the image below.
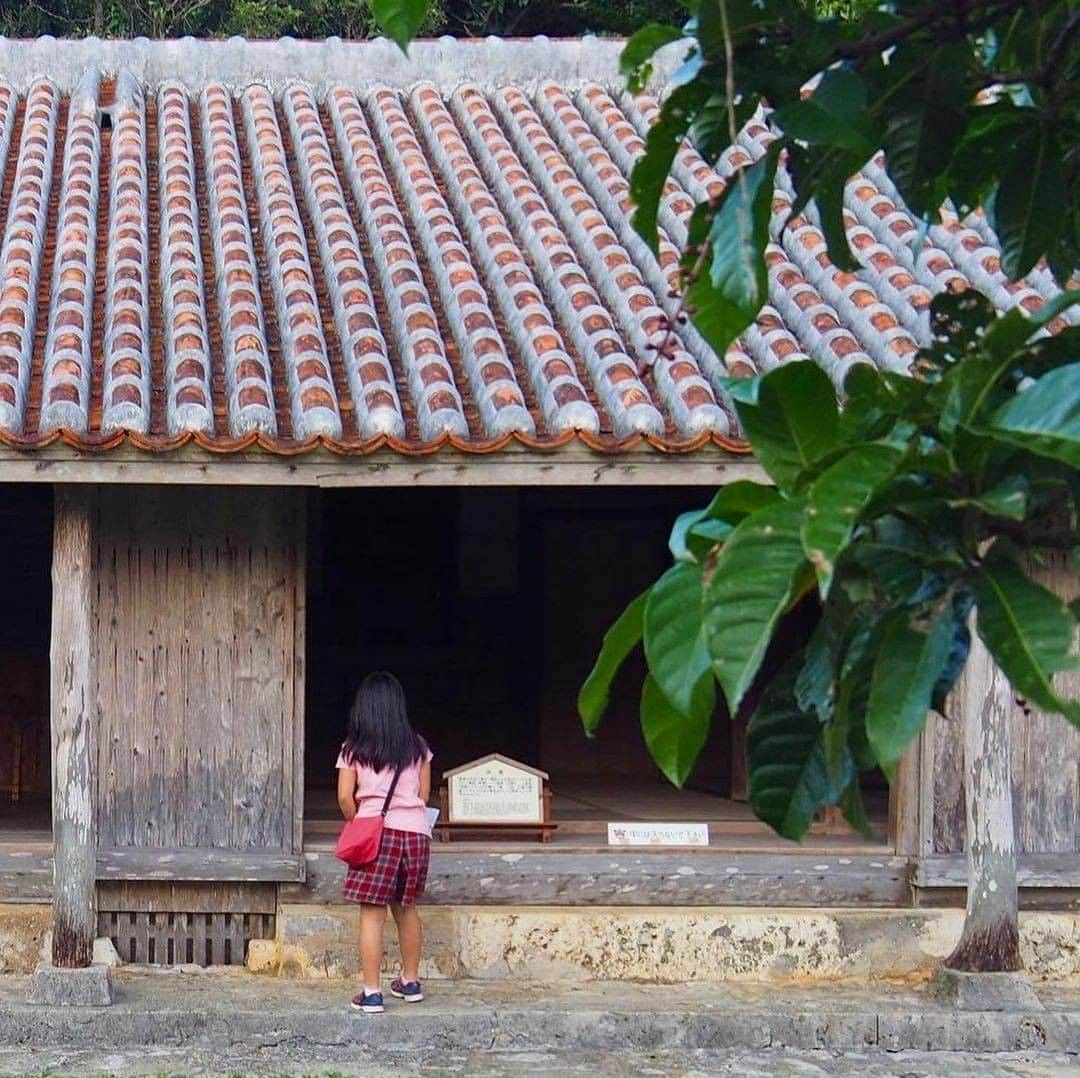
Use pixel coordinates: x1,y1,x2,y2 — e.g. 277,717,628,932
93,487,305,881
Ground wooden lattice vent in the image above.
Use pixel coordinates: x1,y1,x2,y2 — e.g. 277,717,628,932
97,883,276,967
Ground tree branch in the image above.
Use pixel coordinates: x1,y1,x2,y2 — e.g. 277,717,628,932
836,0,1026,62
1041,9,1080,88
981,10,1080,89
982,521,1079,551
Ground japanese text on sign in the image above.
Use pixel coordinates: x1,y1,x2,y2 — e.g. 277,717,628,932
449,762,542,823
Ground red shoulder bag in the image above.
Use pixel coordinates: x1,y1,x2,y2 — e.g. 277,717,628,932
335,766,403,868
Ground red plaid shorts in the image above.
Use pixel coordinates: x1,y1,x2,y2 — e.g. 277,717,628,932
342,826,430,907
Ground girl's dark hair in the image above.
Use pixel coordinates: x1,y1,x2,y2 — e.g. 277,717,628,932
341,671,427,773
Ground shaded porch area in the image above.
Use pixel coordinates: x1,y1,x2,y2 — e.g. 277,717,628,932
0,486,52,839
303,486,889,853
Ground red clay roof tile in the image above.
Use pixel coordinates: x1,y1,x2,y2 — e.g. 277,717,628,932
0,44,1071,460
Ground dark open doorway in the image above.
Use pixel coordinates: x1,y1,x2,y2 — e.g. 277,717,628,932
303,487,888,848
0,485,52,837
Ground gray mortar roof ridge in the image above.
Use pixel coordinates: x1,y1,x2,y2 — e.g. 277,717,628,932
0,35,688,95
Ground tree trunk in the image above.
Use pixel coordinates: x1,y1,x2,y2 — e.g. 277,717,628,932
944,620,1022,972
50,487,97,969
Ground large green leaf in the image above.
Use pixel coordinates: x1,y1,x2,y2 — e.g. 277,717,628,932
777,70,875,274
748,663,848,840
931,593,973,713
941,291,1080,435
947,100,1030,215
839,364,927,444
699,480,783,522
705,499,811,713
842,672,878,774
993,121,1067,280
669,481,781,563
774,68,876,152
794,618,836,719
1021,324,1080,382
878,43,971,216
371,0,429,54
681,146,780,357
810,158,864,272
948,474,1029,521
735,361,839,491
707,147,778,300
620,24,686,94
682,517,734,560
850,516,960,600
631,81,704,255
939,313,1026,435
578,588,649,734
784,138,868,273
839,780,874,840
641,673,715,788
801,444,903,596
669,508,724,564
830,603,881,773
693,91,759,163
987,364,1080,469
973,554,1080,727
865,606,956,779
644,563,711,716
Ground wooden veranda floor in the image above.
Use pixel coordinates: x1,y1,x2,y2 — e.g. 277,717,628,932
0,783,892,853
302,780,891,852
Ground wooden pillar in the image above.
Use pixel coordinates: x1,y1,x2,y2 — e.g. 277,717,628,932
945,622,1021,970
50,486,97,968
889,735,923,855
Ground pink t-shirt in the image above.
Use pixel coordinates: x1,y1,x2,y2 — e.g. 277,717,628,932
336,747,433,835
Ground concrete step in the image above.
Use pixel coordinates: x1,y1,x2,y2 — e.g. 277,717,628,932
1,970,1078,1055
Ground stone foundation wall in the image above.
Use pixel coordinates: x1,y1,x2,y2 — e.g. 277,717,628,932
253,904,1080,984
0,905,50,974
3,902,1078,982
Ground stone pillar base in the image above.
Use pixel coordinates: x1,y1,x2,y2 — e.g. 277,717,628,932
28,963,113,1007
932,968,1044,1011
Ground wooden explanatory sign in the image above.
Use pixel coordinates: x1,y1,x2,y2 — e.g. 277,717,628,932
438,754,555,843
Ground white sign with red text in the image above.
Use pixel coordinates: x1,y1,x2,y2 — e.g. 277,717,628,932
607,822,710,847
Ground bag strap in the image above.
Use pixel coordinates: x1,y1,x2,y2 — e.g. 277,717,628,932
380,766,404,817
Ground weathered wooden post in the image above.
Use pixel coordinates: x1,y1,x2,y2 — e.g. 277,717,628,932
944,626,1022,973
29,485,111,1005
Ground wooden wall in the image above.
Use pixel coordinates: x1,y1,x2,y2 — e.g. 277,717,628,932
914,552,1079,857
93,487,304,859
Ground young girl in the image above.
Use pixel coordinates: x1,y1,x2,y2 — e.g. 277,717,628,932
336,671,432,1014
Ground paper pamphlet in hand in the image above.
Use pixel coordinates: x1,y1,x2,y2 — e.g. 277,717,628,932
426,806,440,830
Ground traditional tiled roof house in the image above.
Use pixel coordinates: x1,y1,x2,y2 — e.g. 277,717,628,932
0,37,1076,979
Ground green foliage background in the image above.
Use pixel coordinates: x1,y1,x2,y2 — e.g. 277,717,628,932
0,0,685,39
